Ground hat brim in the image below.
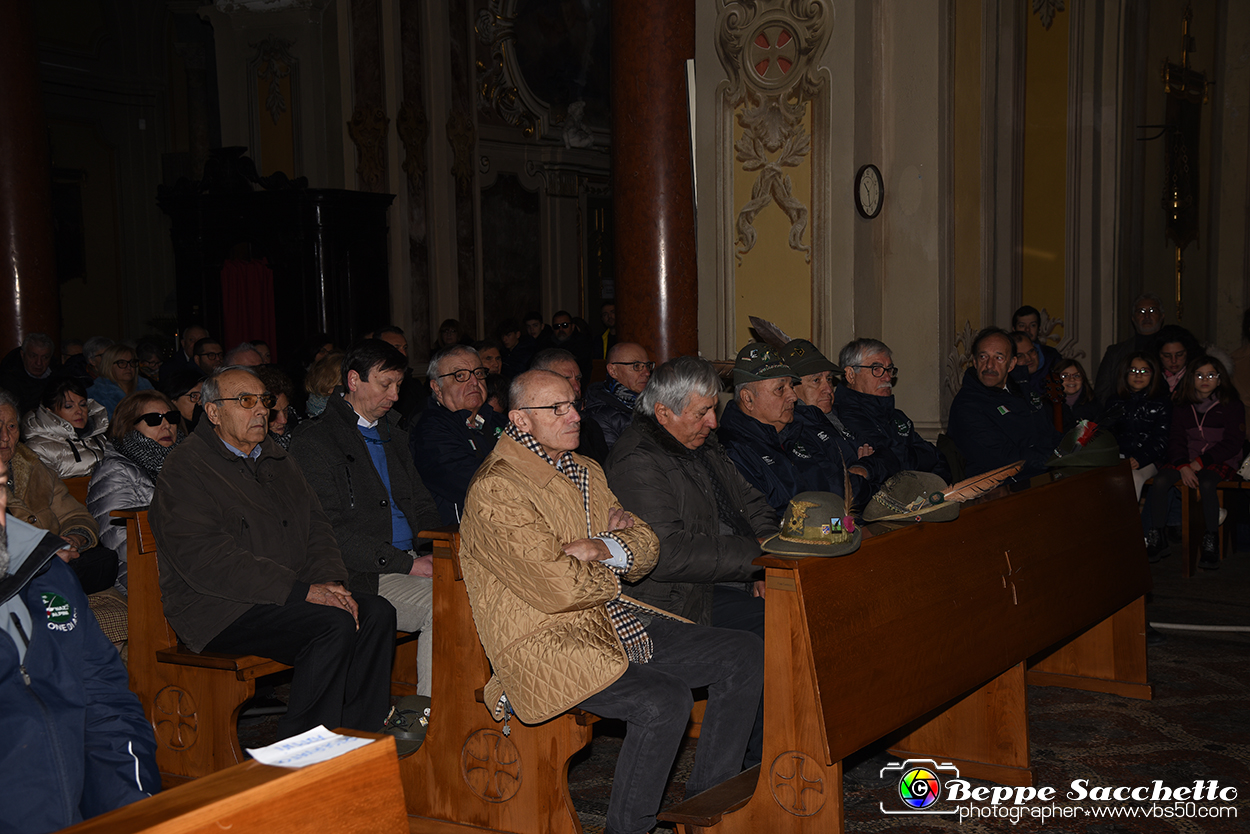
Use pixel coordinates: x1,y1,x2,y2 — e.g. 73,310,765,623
868,501,961,524
762,528,862,558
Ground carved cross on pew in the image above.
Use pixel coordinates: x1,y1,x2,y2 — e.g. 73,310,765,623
1001,550,1024,605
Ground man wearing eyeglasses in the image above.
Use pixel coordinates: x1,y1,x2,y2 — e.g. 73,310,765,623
409,345,506,525
291,340,442,698
460,369,763,834
834,338,950,482
191,337,224,376
1093,292,1165,403
151,366,397,741
948,328,1061,487
583,342,654,448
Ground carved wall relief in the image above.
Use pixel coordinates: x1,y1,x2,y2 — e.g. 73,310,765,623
250,37,295,125
717,1,831,265
397,100,429,192
446,107,477,193
348,102,390,189
475,4,541,138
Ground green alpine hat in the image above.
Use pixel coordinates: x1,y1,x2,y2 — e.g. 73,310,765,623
733,342,797,386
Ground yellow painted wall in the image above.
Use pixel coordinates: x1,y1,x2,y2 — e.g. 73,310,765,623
1020,7,1069,339
258,72,297,178
732,106,815,349
952,0,982,337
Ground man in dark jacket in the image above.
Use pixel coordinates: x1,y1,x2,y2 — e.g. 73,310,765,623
1,462,159,833
719,343,864,516
291,340,442,697
410,345,506,524
584,342,653,448
1094,293,1165,402
948,327,1061,486
834,337,951,482
151,366,396,740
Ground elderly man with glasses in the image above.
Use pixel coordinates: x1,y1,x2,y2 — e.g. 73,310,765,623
1093,293,1166,403
583,342,655,449
151,365,397,741
835,338,951,482
409,344,506,524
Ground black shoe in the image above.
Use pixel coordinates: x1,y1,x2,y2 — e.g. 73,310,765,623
1199,532,1220,570
1145,529,1167,563
240,696,287,718
1146,626,1167,645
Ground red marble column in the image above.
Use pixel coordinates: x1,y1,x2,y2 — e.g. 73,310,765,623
611,0,698,363
0,0,59,346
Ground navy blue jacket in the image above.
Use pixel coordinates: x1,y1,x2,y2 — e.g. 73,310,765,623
1100,391,1171,468
718,401,863,515
948,368,1061,484
834,385,951,482
1,518,159,833
409,397,507,525
583,381,634,448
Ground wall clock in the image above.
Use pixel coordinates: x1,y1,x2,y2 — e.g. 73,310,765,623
854,163,883,219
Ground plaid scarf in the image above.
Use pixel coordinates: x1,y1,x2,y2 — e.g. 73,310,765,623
605,377,639,409
506,425,653,664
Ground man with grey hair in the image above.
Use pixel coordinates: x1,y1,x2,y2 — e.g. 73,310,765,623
223,341,263,367
836,337,950,481
0,333,56,414
409,344,505,524
1094,292,1165,402
606,355,776,768
152,365,396,740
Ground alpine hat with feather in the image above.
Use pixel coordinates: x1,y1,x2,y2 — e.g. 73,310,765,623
762,491,861,557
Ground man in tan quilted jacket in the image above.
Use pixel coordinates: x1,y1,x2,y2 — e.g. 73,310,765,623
461,370,764,834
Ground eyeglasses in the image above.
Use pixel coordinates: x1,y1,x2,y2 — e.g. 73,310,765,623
851,364,898,378
196,351,224,360
1196,372,1221,381
1016,349,1038,360
212,392,277,409
553,322,572,330
113,359,137,369
180,391,202,402
1135,307,1160,316
1127,368,1152,375
609,361,655,373
134,410,180,427
519,401,578,416
1059,372,1083,381
437,367,489,383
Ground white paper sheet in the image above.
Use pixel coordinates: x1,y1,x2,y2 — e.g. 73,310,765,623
246,725,373,768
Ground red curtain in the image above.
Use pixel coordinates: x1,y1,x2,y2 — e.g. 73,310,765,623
220,258,278,361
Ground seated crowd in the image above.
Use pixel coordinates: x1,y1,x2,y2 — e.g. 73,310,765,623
2,294,1244,833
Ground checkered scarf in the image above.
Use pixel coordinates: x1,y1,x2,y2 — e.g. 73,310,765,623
507,425,653,664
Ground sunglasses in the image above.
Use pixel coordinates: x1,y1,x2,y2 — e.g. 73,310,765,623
134,410,180,427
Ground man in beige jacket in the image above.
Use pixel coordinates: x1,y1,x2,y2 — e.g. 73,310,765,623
461,370,764,834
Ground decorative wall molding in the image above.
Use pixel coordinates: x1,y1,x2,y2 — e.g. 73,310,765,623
943,319,976,404
716,1,830,266
397,100,429,192
1033,0,1065,32
248,37,295,125
446,107,476,193
474,2,542,138
347,102,389,188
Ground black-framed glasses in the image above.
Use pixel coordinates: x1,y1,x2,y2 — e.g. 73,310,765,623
1127,368,1152,375
851,364,898,378
212,392,277,409
437,367,489,383
180,391,203,402
1059,372,1083,381
609,361,656,372
113,359,137,369
134,410,180,427
519,401,578,416
196,351,224,360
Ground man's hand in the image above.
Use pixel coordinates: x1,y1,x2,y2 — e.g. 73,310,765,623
409,554,434,577
1179,464,1199,489
307,582,359,627
1129,457,1140,470
857,444,874,459
752,579,766,599
606,507,635,532
562,538,612,562
849,465,869,479
55,545,79,564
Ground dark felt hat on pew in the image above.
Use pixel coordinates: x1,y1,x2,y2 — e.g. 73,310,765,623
1046,423,1120,476
734,342,799,385
763,491,861,557
864,470,960,524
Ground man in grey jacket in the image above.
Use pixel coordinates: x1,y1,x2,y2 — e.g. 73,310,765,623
290,340,442,696
605,355,777,767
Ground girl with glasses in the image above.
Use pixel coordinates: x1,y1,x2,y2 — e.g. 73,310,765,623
86,344,154,418
1146,355,1245,569
1100,352,1170,499
21,377,110,478
86,392,182,591
1050,358,1099,433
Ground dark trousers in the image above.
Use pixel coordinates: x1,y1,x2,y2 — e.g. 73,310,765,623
711,583,766,769
205,593,396,741
1149,468,1222,531
577,619,764,834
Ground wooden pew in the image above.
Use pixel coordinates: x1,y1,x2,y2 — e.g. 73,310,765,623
1178,479,1245,576
59,734,406,834
118,509,421,786
659,463,1152,833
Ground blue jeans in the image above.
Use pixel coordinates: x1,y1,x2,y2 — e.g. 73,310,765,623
577,618,764,834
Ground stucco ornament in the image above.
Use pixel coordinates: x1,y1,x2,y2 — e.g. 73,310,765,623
475,5,540,138
718,1,831,265
249,38,295,126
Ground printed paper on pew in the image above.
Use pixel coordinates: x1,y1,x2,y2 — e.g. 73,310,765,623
246,725,373,768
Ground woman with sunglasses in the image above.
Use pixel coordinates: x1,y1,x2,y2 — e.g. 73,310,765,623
85,392,181,591
1145,355,1244,569
86,344,154,418
1100,352,1171,500
21,377,110,478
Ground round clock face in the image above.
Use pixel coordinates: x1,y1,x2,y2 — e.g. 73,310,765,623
855,164,883,219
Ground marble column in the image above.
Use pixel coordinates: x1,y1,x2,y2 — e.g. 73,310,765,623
0,0,59,344
611,0,698,362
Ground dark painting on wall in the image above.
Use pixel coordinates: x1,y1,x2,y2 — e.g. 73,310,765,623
512,0,611,128
481,173,542,332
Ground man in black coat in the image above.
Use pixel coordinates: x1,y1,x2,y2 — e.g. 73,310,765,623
291,340,442,697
